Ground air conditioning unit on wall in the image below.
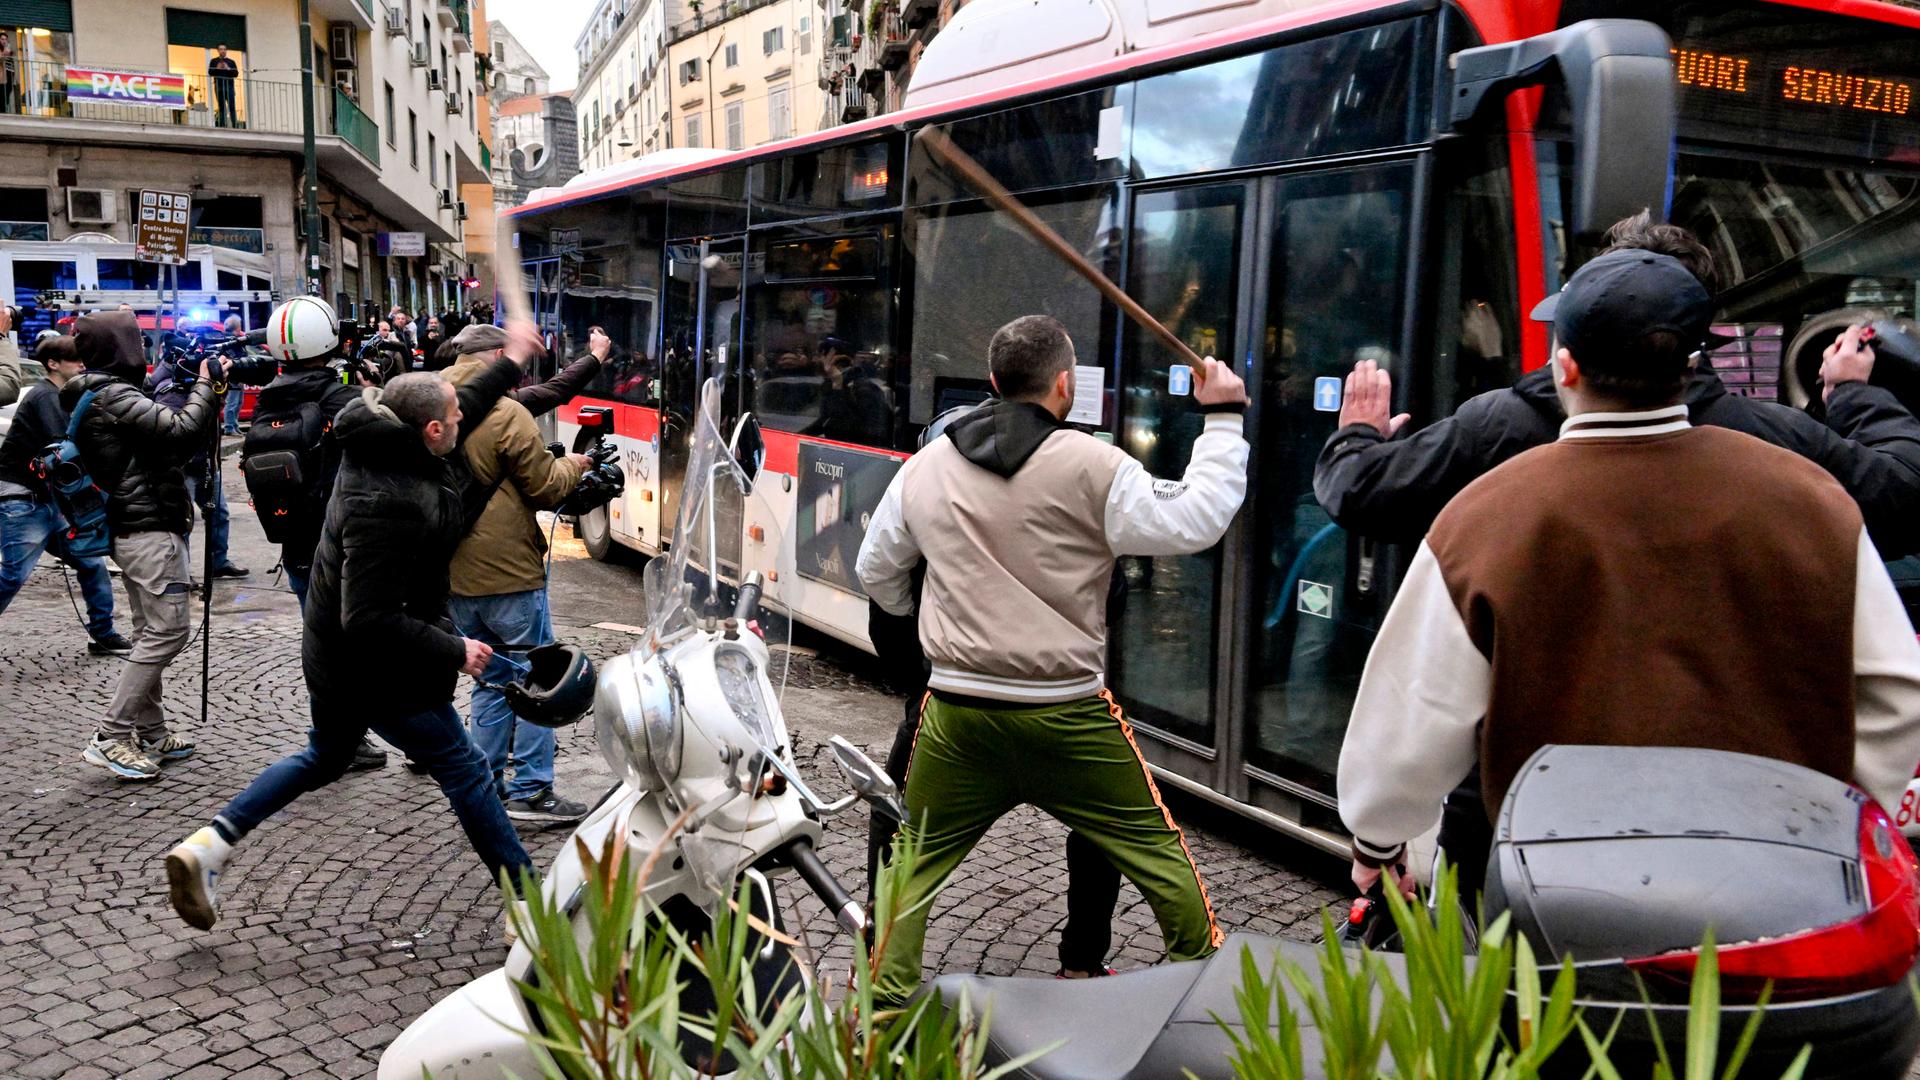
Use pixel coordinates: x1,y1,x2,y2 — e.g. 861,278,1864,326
330,25,358,68
385,7,407,35
66,188,116,224
427,69,443,90
438,189,455,209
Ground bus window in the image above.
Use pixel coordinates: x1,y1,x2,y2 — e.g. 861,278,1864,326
749,138,901,223
541,198,662,407
1131,19,1425,181
1249,163,1412,794
1108,183,1248,747
907,187,1121,429
907,89,1127,206
667,168,749,239
743,227,898,448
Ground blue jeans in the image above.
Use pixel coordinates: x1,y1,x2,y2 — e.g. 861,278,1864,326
223,387,243,432
285,565,308,609
182,464,230,570
0,497,115,640
449,589,555,801
215,701,533,881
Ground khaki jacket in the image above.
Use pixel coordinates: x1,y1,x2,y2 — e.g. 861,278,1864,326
446,354,583,597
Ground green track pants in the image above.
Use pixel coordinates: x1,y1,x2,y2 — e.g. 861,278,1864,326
873,691,1223,1006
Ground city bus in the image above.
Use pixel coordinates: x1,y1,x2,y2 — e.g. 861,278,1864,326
508,0,1920,854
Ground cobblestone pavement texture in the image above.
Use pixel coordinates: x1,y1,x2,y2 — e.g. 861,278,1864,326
0,461,1347,1078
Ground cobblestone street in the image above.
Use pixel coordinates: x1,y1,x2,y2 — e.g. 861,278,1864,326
0,465,1345,1079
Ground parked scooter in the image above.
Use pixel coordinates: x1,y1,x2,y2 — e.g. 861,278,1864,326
937,746,1920,1079
378,363,904,1079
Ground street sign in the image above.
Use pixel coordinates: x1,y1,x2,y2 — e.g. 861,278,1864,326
135,189,191,265
377,232,426,256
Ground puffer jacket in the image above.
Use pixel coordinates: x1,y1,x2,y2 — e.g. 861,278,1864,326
301,390,468,716
60,312,218,537
444,354,584,597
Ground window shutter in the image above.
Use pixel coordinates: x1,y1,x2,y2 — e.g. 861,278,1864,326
0,0,72,32
165,8,248,51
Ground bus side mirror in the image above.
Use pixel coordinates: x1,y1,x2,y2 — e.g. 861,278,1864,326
1448,19,1675,241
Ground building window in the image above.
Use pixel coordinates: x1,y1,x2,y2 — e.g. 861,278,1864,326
384,83,396,146
724,101,742,150
165,10,250,125
724,43,738,68
429,133,438,184
768,84,790,140
686,114,702,148
445,151,453,189
409,109,419,168
798,16,812,54
678,58,701,84
762,26,782,54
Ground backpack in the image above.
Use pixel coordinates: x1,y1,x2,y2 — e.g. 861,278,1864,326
241,399,332,546
34,390,112,559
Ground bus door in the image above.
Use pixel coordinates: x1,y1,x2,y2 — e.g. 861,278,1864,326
1236,161,1417,836
661,236,745,560
1109,180,1258,787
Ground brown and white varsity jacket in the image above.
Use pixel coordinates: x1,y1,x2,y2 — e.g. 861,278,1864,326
1338,404,1920,864
856,400,1249,704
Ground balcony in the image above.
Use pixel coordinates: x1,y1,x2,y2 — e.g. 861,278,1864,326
331,87,381,165
878,11,911,70
313,0,375,29
436,0,459,28
902,0,937,28
451,0,473,51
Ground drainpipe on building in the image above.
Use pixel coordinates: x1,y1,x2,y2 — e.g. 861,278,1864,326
299,0,323,298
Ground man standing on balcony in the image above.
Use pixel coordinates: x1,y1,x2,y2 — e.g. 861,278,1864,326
209,45,239,129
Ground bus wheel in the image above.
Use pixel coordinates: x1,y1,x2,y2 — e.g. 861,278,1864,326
578,503,616,562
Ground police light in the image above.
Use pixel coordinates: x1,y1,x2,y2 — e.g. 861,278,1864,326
461,277,480,289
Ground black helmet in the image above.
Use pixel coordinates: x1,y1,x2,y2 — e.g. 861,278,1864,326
505,644,597,728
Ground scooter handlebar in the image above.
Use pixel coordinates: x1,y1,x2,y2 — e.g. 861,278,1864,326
734,571,765,623
780,838,865,936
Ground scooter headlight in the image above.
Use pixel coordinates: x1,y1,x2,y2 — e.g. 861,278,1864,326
592,652,682,793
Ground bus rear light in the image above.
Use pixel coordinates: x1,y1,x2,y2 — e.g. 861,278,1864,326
749,525,765,542
641,490,653,502
1625,803,1920,1002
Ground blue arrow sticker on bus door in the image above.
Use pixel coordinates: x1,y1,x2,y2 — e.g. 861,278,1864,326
1313,376,1342,412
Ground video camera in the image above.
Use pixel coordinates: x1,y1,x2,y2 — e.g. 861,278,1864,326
162,327,281,388
550,440,625,516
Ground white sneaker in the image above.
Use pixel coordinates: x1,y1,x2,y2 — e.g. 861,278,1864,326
166,827,232,930
82,732,160,781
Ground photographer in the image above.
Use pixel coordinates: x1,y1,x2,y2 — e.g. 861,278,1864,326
445,321,592,822
66,311,225,781
147,348,247,581
0,305,23,407
0,334,128,655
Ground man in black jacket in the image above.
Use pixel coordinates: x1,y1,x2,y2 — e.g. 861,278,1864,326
165,373,533,931
0,334,128,654
1316,217,1920,557
65,311,226,781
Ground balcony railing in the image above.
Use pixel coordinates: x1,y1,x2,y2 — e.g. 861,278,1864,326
4,60,315,135
331,87,381,164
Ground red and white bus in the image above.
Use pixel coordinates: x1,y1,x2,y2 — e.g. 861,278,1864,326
510,0,1920,853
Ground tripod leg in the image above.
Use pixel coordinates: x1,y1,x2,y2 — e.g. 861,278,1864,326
200,399,219,730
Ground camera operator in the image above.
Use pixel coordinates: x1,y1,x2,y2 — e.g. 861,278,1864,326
67,311,226,781
147,344,248,582
0,305,23,407
0,334,128,655
445,321,593,822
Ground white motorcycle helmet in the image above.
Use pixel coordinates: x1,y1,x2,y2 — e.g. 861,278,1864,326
262,295,340,364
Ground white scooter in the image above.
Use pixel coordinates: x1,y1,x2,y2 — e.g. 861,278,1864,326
378,365,903,1079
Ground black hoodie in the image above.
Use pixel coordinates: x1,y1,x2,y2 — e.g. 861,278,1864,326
60,311,218,536
300,393,468,715
1315,365,1920,559
944,400,1066,479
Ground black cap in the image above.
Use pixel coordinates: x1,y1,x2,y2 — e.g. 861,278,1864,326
1528,249,1721,355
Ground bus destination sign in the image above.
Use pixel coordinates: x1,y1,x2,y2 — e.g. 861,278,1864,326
1673,48,1914,116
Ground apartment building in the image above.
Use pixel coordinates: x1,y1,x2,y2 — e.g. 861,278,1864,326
664,0,823,153
485,17,548,104
0,0,485,334
572,0,677,171
819,0,948,126
460,1,495,304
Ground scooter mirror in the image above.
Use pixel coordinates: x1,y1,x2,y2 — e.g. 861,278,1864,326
829,735,904,822
729,413,764,487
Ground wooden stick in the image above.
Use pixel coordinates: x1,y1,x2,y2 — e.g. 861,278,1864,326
916,126,1209,383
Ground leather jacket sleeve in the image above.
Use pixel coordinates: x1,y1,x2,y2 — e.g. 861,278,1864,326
1799,381,1920,559
512,352,601,418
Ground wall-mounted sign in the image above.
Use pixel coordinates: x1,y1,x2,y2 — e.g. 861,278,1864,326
189,226,264,254
66,67,188,109
135,189,191,265
376,231,426,257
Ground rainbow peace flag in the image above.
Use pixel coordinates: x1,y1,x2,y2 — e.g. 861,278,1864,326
65,67,189,110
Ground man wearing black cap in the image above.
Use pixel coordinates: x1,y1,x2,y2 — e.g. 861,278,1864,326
1334,250,1920,898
